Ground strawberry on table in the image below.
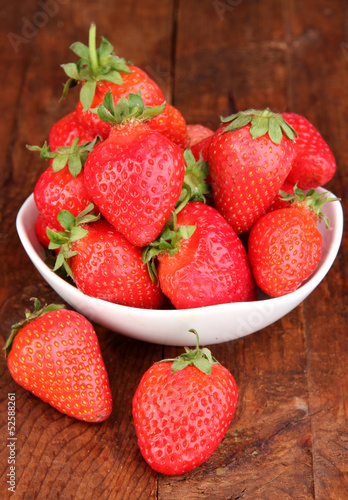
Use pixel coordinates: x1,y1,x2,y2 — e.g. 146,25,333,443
143,201,256,309
48,205,163,309
83,91,185,247
132,330,238,475
6,299,112,423
248,185,338,297
48,110,95,151
208,109,297,234
282,112,336,189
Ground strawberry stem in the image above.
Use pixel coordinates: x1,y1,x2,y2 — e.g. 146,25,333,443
89,22,99,77
160,330,219,375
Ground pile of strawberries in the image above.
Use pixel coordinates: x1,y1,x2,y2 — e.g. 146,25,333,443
7,23,339,477
29,24,337,309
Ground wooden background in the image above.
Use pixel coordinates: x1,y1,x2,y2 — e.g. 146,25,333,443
0,0,347,498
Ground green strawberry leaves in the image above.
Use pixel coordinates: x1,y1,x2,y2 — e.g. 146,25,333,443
27,136,100,178
221,108,297,145
92,89,165,125
161,329,219,375
143,211,196,282
47,204,100,278
60,22,131,110
279,183,340,229
175,149,210,211
5,298,66,357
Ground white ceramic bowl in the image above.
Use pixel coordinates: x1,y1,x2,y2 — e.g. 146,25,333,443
16,191,343,346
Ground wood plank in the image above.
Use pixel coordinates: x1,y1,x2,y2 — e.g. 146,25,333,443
284,1,348,497
0,2,174,499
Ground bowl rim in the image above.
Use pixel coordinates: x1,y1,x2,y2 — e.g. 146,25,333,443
16,189,343,319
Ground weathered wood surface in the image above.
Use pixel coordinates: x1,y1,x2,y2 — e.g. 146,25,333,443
0,1,347,498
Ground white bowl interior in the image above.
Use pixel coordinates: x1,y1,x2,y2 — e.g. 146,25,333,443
16,190,343,346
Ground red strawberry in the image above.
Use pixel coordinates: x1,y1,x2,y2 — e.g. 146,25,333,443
48,110,95,151
187,123,214,147
132,330,238,475
144,201,256,309
49,207,163,309
147,103,189,149
267,180,294,212
61,23,165,140
29,139,97,231
35,213,55,248
208,109,297,234
83,92,185,247
248,186,337,297
282,112,336,189
190,134,214,163
75,67,165,140
6,299,112,423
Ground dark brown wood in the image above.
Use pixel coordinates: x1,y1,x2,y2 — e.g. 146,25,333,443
0,1,347,499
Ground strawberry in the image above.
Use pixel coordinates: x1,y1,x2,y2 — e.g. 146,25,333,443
190,134,214,163
187,123,214,147
143,201,256,309
48,110,95,151
282,112,336,189
147,103,189,149
83,92,185,247
61,23,165,140
35,213,55,248
132,330,238,475
48,206,163,309
248,186,338,297
208,109,297,234
29,139,98,231
267,181,294,212
6,299,112,422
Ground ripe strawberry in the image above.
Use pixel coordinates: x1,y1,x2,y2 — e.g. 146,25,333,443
190,134,214,163
132,330,238,475
48,206,163,309
29,139,98,231
267,181,294,212
83,92,185,247
208,109,297,234
6,299,112,422
61,23,165,140
48,110,95,151
187,123,214,147
282,112,336,189
143,201,256,309
248,186,337,297
147,103,189,149
35,213,56,248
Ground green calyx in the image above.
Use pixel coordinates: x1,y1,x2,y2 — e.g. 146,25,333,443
92,89,165,126
161,329,219,375
4,298,66,357
27,136,99,178
176,149,210,209
142,211,196,282
279,183,340,229
220,108,297,145
48,204,100,278
60,22,132,110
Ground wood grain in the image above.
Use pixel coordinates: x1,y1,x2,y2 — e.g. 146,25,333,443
0,0,347,499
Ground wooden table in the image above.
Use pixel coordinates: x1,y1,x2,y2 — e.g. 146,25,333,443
1,1,347,498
